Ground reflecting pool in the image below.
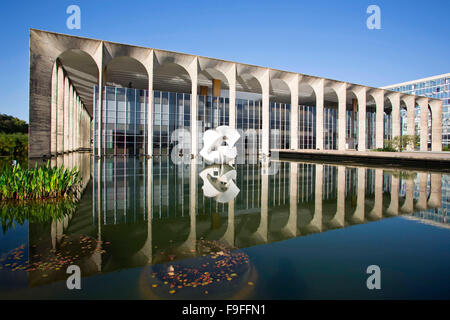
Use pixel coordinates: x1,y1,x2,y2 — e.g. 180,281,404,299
1,153,450,299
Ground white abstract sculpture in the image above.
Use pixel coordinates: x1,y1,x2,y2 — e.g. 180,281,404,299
200,126,240,164
199,165,240,203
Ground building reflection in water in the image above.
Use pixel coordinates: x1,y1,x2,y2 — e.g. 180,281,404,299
29,155,447,286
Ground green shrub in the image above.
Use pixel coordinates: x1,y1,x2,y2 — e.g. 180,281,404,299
0,162,81,200
0,114,28,134
0,133,28,167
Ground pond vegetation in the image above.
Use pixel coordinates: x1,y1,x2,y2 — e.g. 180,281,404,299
0,162,81,200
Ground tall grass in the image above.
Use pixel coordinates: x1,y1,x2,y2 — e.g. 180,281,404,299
0,162,81,200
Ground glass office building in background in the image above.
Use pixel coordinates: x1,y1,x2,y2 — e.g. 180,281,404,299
383,73,450,148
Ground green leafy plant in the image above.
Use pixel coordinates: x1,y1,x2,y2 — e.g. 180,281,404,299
0,162,81,200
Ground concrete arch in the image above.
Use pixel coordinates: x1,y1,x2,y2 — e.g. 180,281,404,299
50,49,99,156
236,66,264,95
30,29,102,158
104,56,149,89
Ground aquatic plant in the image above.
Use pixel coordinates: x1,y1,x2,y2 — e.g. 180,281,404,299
0,162,81,200
0,198,76,233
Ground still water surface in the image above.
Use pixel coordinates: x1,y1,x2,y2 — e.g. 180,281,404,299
1,154,449,299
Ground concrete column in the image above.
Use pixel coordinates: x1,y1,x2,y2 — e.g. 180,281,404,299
357,88,367,151
314,79,324,150
261,70,270,155
68,84,73,152
283,162,298,237
147,52,154,156
189,57,198,157
337,84,347,151
57,65,64,155
353,167,365,223
374,91,384,149
428,173,442,208
389,93,401,139
430,100,443,152
51,63,57,156
76,98,80,150
405,96,415,151
63,76,70,153
369,169,383,220
290,75,299,150
97,46,104,157
386,174,399,216
416,172,428,211
418,97,429,151
228,64,237,128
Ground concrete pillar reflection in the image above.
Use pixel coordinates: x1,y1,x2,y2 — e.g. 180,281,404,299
368,169,383,220
352,167,365,223
282,162,298,237
428,173,442,209
255,162,269,242
386,174,399,216
181,160,197,252
309,164,323,231
416,172,428,211
400,175,414,214
136,158,153,264
219,199,235,247
331,165,346,227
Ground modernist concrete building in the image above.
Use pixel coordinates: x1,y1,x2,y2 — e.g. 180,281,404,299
29,29,444,159
383,73,450,148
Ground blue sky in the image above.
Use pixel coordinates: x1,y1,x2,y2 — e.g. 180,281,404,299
0,0,449,121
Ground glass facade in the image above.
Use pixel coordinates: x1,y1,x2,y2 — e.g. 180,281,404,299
236,98,262,155
298,105,316,149
93,86,148,156
270,102,290,150
387,75,450,147
324,107,337,150
153,91,191,156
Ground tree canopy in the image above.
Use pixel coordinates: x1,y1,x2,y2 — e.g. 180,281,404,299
0,114,28,134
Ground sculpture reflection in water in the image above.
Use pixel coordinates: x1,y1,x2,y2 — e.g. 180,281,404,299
25,155,447,291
